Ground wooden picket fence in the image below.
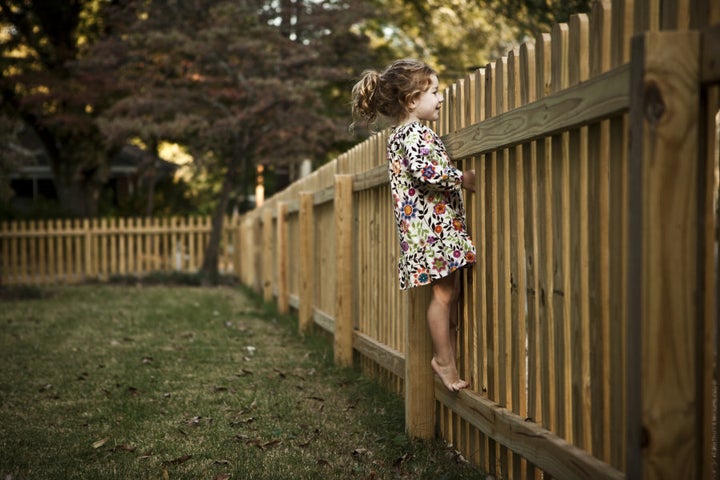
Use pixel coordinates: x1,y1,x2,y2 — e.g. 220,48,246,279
0,216,241,285
1,0,718,478
236,1,720,479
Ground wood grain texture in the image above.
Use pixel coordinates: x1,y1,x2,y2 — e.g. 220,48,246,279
628,30,701,480
444,64,630,162
334,175,354,367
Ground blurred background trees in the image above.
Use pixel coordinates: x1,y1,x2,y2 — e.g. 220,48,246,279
0,0,591,277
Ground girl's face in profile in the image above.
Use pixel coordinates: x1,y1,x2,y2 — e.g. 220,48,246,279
407,74,443,123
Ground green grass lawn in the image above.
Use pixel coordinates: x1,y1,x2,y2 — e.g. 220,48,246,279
0,284,483,480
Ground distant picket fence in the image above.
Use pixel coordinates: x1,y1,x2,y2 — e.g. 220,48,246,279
0,216,241,285
236,1,720,479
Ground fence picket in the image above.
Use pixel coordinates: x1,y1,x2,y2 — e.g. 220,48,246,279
588,0,613,464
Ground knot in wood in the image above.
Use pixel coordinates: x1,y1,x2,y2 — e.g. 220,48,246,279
643,81,665,125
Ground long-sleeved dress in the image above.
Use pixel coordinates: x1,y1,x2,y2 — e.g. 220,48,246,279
387,121,476,290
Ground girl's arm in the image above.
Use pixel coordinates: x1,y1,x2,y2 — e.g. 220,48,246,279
405,124,464,190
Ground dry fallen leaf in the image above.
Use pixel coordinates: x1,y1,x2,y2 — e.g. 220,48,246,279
138,450,154,460
188,416,212,426
393,452,412,468
111,444,136,453
162,454,192,466
92,437,110,449
259,439,281,450
236,417,255,425
214,474,231,480
242,437,262,447
352,448,369,457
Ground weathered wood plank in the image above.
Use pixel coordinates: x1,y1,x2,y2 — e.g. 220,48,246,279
298,192,315,334
262,209,274,303
333,175,353,367
353,164,388,192
628,30,701,480
589,0,613,465
444,64,630,161
405,285,435,439
700,26,720,84
276,202,289,315
313,308,334,334
353,331,405,380
435,385,625,480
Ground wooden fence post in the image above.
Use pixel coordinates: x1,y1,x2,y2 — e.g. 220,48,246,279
298,192,315,334
405,285,435,439
334,175,354,367
276,202,289,314
627,30,703,479
262,208,274,303
242,215,260,293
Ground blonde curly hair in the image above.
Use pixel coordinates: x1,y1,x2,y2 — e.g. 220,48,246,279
351,58,436,129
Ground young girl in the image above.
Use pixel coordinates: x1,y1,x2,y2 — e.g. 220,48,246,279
351,59,476,392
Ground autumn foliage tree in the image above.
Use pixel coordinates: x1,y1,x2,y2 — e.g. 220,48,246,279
0,0,127,217
92,0,378,281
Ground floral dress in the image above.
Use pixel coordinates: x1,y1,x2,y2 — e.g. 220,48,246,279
387,121,476,290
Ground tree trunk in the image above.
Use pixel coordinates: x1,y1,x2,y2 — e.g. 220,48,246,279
34,120,109,218
145,168,157,217
199,155,240,284
54,182,99,217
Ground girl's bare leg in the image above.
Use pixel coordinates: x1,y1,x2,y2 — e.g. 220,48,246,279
448,272,460,359
428,272,468,392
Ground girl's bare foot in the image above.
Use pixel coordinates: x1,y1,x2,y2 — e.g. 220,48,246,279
431,357,469,392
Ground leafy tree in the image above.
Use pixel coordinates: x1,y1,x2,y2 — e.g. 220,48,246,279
0,111,31,205
0,0,125,217
360,0,592,83
93,0,379,281
359,0,520,81
480,0,594,38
